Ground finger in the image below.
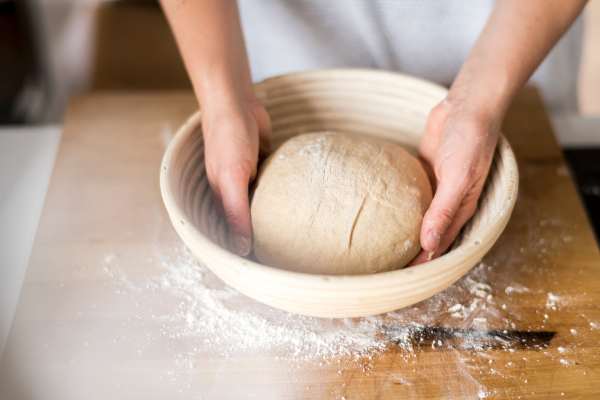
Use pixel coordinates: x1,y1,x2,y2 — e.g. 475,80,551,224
417,155,436,191
411,203,473,266
218,165,253,256
419,100,449,161
255,105,272,162
416,191,479,263
420,178,466,253
434,192,480,255
409,249,433,266
254,104,272,138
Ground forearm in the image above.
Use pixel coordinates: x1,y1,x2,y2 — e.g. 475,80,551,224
160,0,254,110
450,0,587,123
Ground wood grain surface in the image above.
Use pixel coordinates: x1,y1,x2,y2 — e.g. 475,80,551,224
1,88,599,399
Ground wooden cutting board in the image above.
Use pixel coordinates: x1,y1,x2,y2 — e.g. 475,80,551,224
1,88,599,399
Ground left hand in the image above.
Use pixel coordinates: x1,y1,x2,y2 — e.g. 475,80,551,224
202,97,271,256
412,98,500,264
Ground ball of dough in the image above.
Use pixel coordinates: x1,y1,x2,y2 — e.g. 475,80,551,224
251,131,432,275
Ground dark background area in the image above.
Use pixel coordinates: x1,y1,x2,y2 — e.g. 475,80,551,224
564,149,600,242
0,0,48,124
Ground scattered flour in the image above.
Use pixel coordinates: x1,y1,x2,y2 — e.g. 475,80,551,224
559,358,573,367
546,292,560,310
148,249,389,360
504,284,530,295
473,317,488,331
102,244,593,369
99,197,596,396
105,248,512,361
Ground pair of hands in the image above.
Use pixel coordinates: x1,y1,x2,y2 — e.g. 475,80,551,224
163,0,584,263
203,95,499,263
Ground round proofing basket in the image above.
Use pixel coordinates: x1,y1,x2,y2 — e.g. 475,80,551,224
160,69,519,318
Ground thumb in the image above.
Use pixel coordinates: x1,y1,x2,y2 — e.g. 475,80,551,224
218,166,253,256
420,178,465,253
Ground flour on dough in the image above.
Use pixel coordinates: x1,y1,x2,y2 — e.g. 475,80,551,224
251,131,432,275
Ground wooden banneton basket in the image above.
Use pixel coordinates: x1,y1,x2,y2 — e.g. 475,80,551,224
160,69,519,318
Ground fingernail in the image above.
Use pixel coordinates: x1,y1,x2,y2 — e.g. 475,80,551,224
233,234,251,256
426,251,435,261
426,229,441,251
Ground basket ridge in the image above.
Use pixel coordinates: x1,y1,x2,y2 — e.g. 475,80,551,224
160,69,518,318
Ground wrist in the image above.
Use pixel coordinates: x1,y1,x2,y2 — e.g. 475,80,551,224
194,66,256,113
448,62,513,130
440,96,502,144
444,91,504,135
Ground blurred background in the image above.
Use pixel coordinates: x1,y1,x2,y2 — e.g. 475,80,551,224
1,0,598,122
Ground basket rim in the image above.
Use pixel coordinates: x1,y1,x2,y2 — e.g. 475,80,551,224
160,69,519,291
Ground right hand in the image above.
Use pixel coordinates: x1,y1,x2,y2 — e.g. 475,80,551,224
411,98,499,264
201,96,271,256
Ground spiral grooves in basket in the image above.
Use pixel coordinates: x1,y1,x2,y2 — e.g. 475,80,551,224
160,69,519,318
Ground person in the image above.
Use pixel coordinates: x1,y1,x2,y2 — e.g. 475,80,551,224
160,0,587,261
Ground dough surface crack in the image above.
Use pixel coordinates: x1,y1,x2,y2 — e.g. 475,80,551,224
347,194,368,251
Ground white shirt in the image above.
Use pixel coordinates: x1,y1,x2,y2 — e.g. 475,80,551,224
238,0,583,113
